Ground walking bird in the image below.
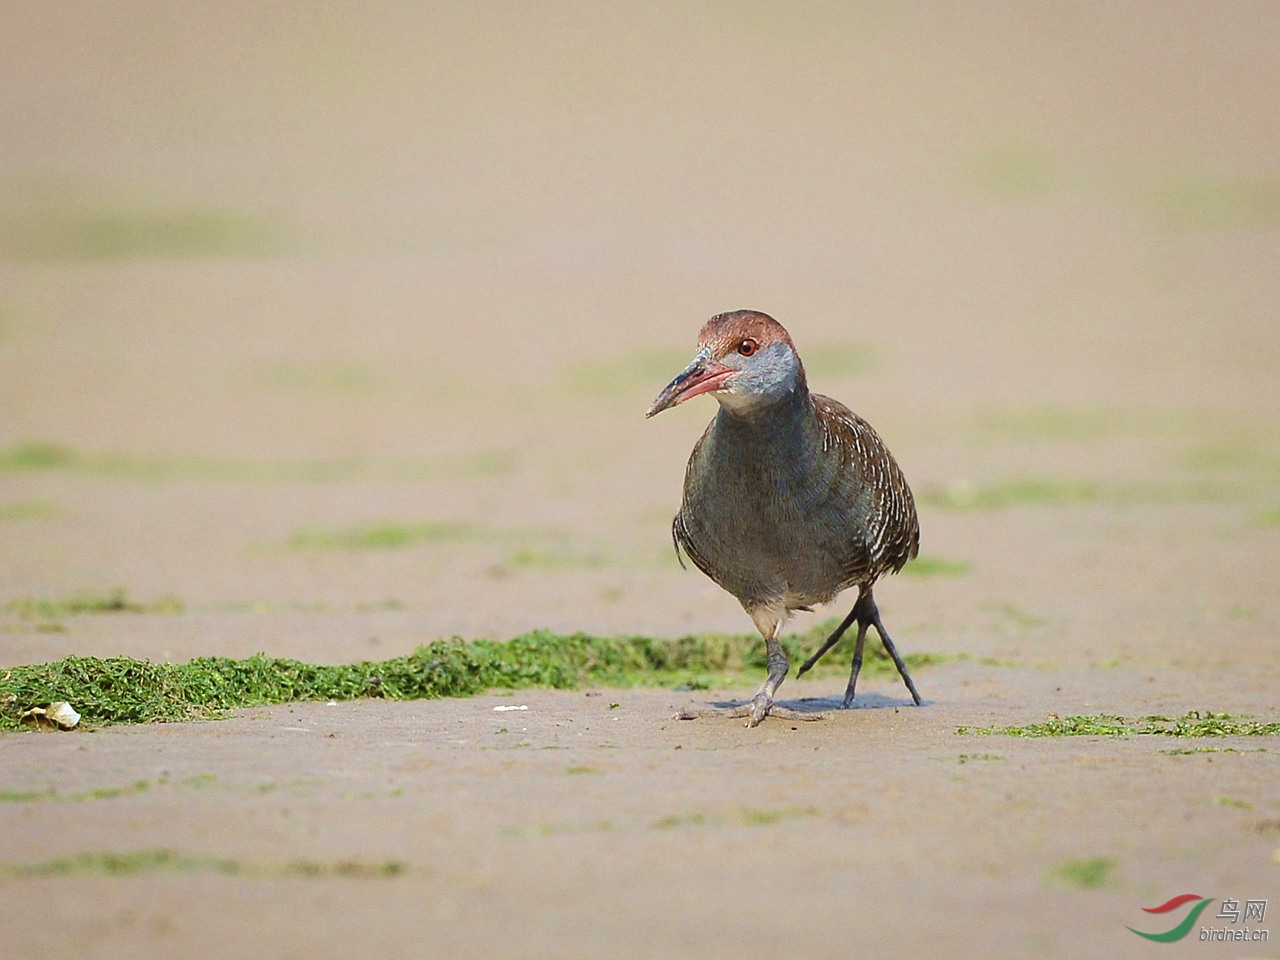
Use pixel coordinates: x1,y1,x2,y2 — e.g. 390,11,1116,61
647,310,922,726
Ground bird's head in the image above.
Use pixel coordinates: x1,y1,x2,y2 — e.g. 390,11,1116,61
646,310,806,418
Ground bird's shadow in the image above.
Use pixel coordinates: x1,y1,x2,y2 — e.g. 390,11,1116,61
695,691,926,714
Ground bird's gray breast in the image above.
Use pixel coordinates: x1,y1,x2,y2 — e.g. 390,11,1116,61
677,401,870,608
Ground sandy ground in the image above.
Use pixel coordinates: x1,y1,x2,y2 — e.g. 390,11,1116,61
1,2,1279,957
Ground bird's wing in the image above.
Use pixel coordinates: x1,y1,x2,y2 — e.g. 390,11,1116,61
669,515,688,570
811,393,920,584
672,422,720,582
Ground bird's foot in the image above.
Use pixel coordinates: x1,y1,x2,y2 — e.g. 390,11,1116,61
745,693,772,727
674,696,828,726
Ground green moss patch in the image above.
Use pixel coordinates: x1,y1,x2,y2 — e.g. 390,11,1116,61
287,521,473,551
959,711,1280,738
0,779,154,804
0,203,280,262
800,340,878,380
730,804,819,826
1160,746,1266,755
1051,856,1116,889
1143,174,1280,231
0,849,407,879
560,348,692,398
1214,796,1253,810
652,805,818,829
5,589,183,620
0,441,514,483
0,500,62,522
901,555,972,577
922,478,1236,511
244,361,379,396
970,406,1132,441
981,601,1047,629
0,622,943,730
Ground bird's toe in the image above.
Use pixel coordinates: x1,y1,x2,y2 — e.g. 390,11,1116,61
746,694,773,727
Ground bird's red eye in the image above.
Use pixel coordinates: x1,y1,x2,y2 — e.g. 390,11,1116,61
737,339,758,357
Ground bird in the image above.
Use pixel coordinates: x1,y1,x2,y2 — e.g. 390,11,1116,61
647,309,922,726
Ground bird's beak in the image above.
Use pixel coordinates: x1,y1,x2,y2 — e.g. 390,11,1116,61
646,348,735,418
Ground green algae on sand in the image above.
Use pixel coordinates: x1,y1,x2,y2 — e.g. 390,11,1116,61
958,711,1280,738
1,623,943,730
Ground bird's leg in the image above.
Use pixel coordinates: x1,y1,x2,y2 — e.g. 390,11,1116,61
862,592,923,706
729,607,787,726
841,618,871,708
795,604,858,677
837,588,922,707
674,607,828,724
743,632,789,727
839,588,877,707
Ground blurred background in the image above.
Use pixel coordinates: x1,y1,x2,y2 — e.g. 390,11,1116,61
1,1,1277,667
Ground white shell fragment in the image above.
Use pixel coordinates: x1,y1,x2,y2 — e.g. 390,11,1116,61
20,701,81,731
47,702,81,728
493,705,528,712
